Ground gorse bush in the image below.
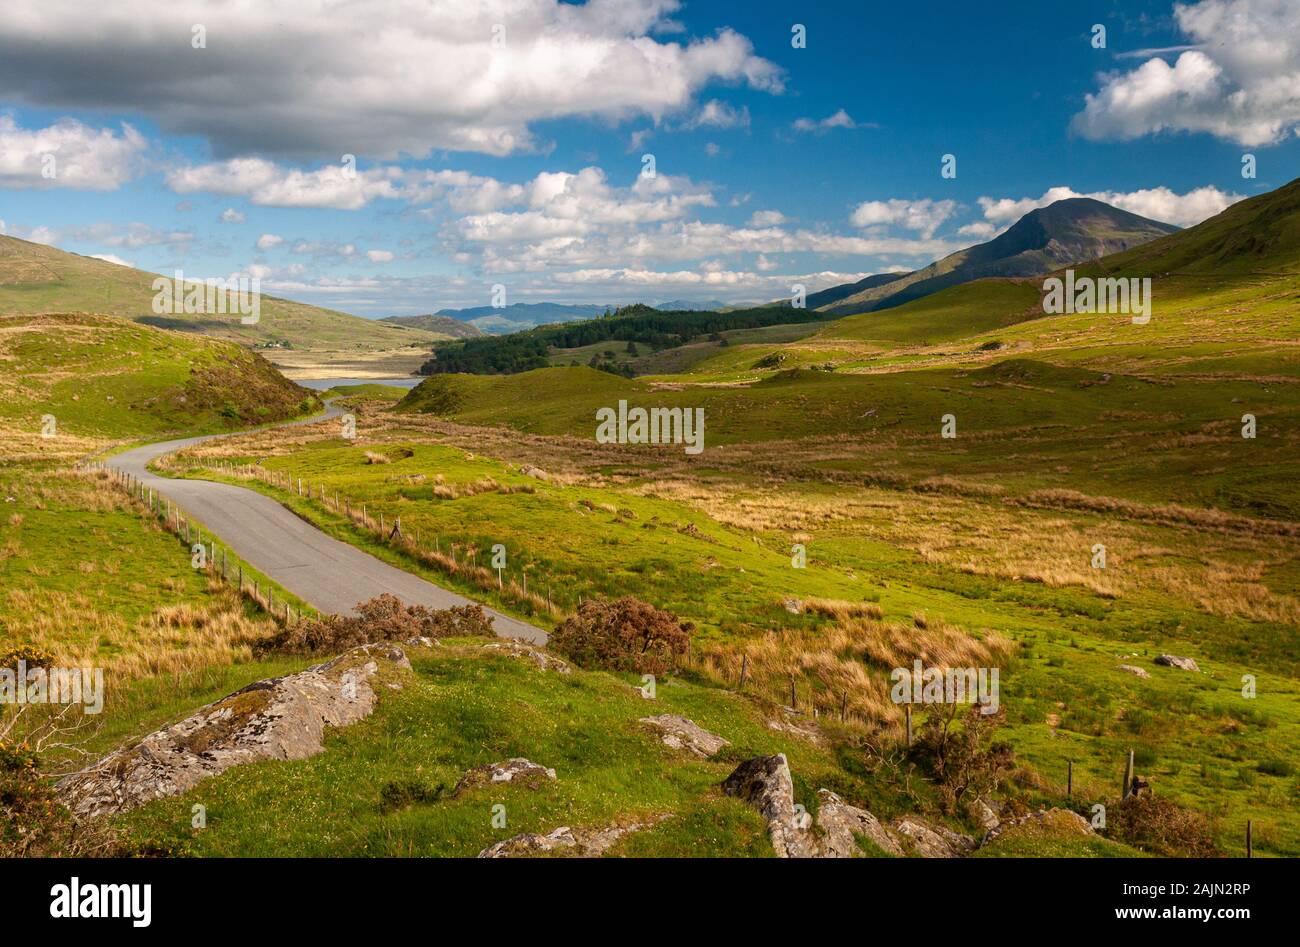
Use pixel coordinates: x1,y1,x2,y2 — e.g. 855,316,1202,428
549,596,692,676
265,594,495,655
1106,793,1220,857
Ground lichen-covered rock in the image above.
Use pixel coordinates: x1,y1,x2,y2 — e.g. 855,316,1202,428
722,754,818,858
890,818,977,858
1155,654,1200,672
766,710,822,745
57,643,411,818
453,758,556,797
815,789,904,857
639,714,728,758
1118,664,1150,678
481,639,571,673
477,815,667,858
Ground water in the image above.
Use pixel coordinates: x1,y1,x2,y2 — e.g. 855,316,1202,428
296,376,424,391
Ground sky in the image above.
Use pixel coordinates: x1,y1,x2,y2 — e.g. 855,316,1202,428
0,0,1296,318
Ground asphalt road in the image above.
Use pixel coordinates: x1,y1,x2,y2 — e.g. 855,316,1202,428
109,403,548,644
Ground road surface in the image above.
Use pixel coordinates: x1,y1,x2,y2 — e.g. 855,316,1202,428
109,404,548,644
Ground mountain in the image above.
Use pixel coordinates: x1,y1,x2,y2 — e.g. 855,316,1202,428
653,299,728,312
433,302,613,335
378,314,485,338
0,234,446,355
814,198,1180,316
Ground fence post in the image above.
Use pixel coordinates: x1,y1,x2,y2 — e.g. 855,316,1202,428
905,704,913,747
789,676,797,710
738,654,748,691
1067,760,1073,797
840,692,847,722
1122,749,1135,800
1246,820,1252,858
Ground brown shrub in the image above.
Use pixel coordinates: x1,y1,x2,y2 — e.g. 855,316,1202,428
265,593,495,655
549,596,692,676
1106,793,1221,857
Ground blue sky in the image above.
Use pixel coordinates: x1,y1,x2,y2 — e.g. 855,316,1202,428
0,0,1296,317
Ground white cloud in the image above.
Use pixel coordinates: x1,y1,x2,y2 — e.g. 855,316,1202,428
89,253,134,267
256,234,284,250
219,208,245,223
167,158,402,210
366,249,395,263
0,116,145,190
748,210,788,227
684,99,750,129
0,0,781,160
1073,0,1300,146
792,109,859,133
975,184,1242,229
850,198,958,238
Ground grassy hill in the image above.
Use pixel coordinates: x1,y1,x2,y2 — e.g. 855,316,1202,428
0,312,318,458
378,314,484,338
816,198,1178,316
0,235,444,360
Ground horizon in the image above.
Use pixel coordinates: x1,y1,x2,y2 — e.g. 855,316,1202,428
1,1,1295,318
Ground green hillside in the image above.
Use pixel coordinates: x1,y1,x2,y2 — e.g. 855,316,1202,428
0,235,444,356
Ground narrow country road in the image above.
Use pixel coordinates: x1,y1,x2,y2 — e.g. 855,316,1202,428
109,403,548,644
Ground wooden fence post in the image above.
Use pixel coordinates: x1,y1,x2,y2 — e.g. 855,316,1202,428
1067,761,1073,797
1246,820,1253,858
738,654,748,691
905,704,913,747
1123,749,1135,800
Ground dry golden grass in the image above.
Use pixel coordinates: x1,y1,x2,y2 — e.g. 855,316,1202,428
696,613,1015,732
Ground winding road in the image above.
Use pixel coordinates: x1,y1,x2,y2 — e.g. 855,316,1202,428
109,403,547,644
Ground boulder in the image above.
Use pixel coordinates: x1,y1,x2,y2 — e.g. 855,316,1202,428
1118,664,1150,678
639,714,728,758
890,818,977,858
1155,654,1200,672
453,758,556,797
815,789,904,857
478,815,667,858
58,643,410,818
721,754,818,858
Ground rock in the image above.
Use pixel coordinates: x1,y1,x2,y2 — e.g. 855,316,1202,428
1118,664,1150,678
766,712,822,745
453,758,556,797
972,797,1000,832
519,465,550,481
1155,654,1200,672
721,754,818,858
57,643,411,818
639,714,728,758
782,598,803,614
481,639,571,673
815,790,904,857
890,818,977,858
477,815,668,858
981,807,1093,847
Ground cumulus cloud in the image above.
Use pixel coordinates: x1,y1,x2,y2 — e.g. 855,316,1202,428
684,99,750,129
0,0,781,160
256,234,284,250
219,208,245,223
366,249,395,263
1073,0,1300,146
89,253,134,267
974,184,1242,229
166,158,402,210
850,199,958,238
748,210,788,227
792,109,860,133
0,117,145,189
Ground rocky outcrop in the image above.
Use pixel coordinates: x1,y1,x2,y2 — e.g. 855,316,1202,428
58,643,411,818
1155,654,1200,672
766,709,822,745
815,790,905,857
452,758,556,797
639,714,728,758
890,818,977,858
722,754,818,858
477,815,668,858
481,639,571,673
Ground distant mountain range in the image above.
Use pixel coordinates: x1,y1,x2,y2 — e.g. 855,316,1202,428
804,198,1180,315
377,314,485,338
428,300,733,334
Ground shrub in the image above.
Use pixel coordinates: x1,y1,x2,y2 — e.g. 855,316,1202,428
1106,793,1220,857
264,594,495,655
908,704,1015,814
379,779,446,813
0,741,121,857
0,645,54,671
549,596,693,676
